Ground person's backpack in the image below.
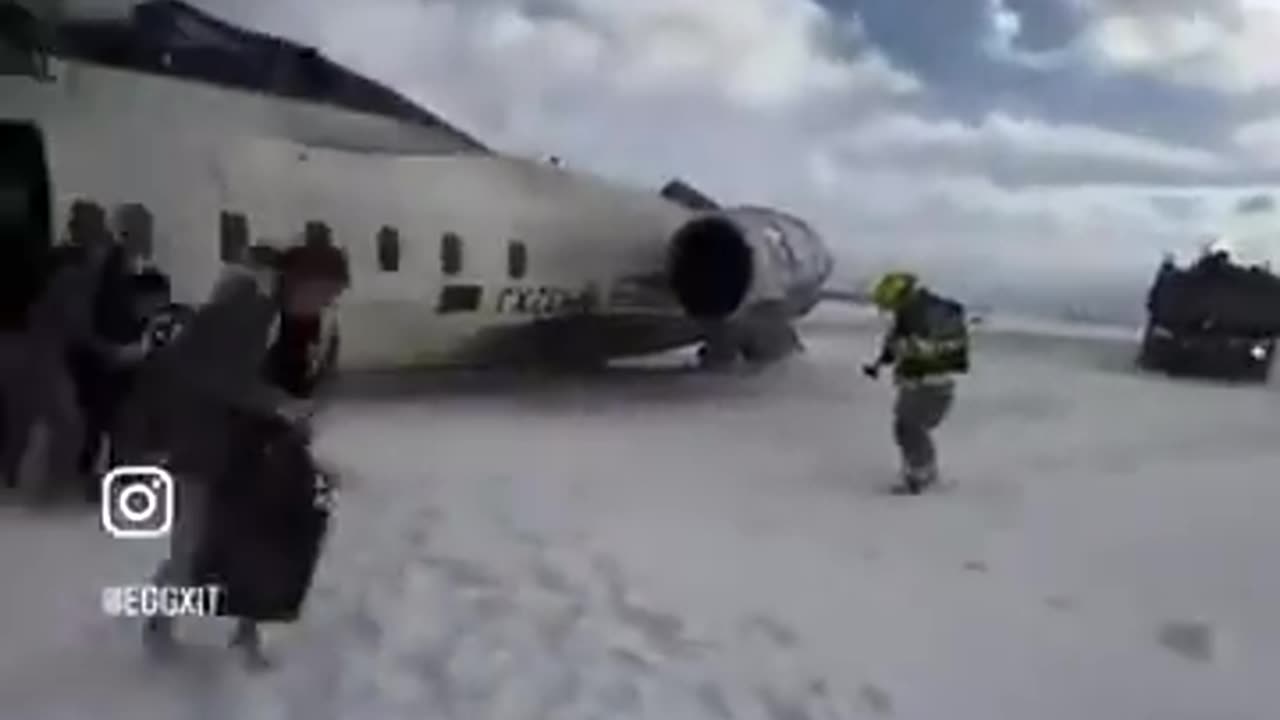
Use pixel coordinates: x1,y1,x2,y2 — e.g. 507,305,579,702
896,291,970,377
194,412,334,622
921,293,970,374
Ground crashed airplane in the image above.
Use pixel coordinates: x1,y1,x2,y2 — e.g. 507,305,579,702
0,0,834,370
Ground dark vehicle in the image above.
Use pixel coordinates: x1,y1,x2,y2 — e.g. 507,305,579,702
1138,249,1280,382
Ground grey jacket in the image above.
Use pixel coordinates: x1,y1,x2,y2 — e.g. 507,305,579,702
117,267,293,477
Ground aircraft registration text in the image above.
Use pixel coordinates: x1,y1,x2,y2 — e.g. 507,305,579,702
496,285,599,316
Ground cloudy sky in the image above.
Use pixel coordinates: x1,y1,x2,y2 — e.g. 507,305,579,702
62,0,1280,315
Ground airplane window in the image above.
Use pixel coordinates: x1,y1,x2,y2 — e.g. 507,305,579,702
377,226,400,272
441,232,462,276
507,240,527,279
219,211,249,262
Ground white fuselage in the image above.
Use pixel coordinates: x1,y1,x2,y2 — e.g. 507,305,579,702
3,56,706,369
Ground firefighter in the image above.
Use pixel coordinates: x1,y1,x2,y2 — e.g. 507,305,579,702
862,271,970,494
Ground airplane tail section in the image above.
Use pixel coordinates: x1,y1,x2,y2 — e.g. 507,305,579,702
660,178,720,211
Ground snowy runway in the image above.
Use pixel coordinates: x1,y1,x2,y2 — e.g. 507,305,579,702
2,313,1278,719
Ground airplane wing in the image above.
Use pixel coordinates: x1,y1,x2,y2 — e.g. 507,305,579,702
816,288,869,305
814,287,989,331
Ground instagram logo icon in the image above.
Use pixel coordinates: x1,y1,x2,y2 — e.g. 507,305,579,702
101,466,175,539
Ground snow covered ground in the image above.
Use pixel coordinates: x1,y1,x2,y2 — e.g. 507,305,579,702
2,305,1278,719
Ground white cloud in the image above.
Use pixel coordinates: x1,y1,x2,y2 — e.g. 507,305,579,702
551,0,919,107
211,0,915,132
1075,0,1280,93
1235,117,1280,163
826,112,1230,181
801,163,1191,276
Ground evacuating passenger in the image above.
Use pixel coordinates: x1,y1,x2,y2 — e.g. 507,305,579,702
1,200,111,500
69,211,150,492
76,268,180,498
117,241,349,668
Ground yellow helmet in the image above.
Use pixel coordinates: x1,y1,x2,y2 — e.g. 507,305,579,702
870,271,918,310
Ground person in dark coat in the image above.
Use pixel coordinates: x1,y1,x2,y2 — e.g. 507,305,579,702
116,241,349,666
68,231,150,487
1,200,113,498
75,268,177,495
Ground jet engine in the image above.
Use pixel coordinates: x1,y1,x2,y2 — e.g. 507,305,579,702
659,179,832,367
660,178,829,323
666,208,803,320
667,213,754,319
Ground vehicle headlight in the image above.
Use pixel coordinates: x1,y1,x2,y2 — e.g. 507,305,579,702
1251,344,1268,360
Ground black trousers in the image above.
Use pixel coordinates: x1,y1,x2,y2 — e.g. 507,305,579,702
68,350,132,490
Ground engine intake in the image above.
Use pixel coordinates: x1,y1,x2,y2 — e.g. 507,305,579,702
667,216,754,319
